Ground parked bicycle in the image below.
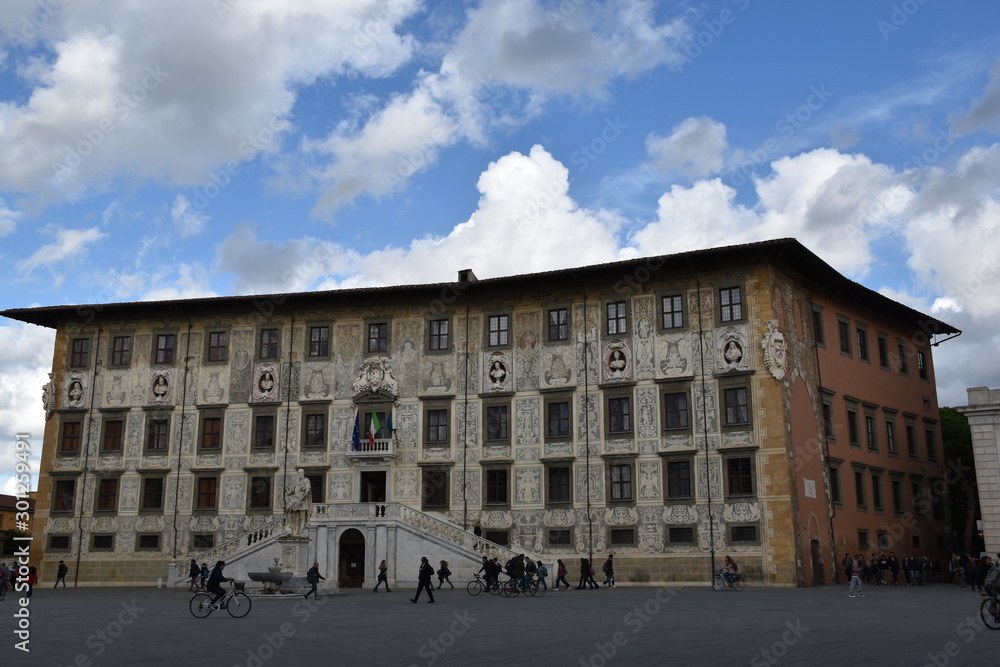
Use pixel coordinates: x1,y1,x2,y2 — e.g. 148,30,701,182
712,569,745,591
189,580,251,618
952,568,967,588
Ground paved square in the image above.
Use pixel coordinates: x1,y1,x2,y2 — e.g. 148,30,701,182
3,581,996,666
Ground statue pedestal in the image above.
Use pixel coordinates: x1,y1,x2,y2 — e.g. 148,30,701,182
276,536,310,578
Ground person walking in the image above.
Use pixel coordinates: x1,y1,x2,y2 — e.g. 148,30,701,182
473,520,483,550
535,560,548,591
411,557,435,604
554,559,571,590
602,554,615,588
304,561,325,599
578,558,598,590
55,560,69,589
26,566,38,598
849,555,864,598
437,560,454,589
374,559,391,592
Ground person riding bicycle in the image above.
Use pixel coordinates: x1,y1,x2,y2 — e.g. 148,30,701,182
722,556,739,589
984,555,1000,599
206,560,233,609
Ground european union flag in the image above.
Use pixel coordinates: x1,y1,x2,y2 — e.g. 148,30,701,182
351,409,361,450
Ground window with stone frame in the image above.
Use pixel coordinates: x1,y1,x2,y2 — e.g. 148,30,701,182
484,401,510,443
846,404,861,448
428,319,450,351
248,475,272,510
195,476,218,511
487,314,509,347
917,350,928,380
49,535,71,550
548,308,569,341
662,390,690,431
146,417,169,452
137,534,161,550
725,456,754,498
60,420,82,454
70,337,90,367
871,472,883,511
924,425,938,461
605,392,632,437
667,526,696,545
890,476,903,516
52,478,76,513
811,307,825,347
905,420,918,459
661,294,684,330
610,527,636,546
259,328,279,359
101,416,124,453
665,459,693,500
423,405,449,447
884,413,898,454
864,410,878,451
484,468,509,506
421,468,449,510
545,464,572,505
368,321,390,353
141,477,164,511
110,335,132,367
854,467,867,510
305,472,326,503
730,525,759,543
719,286,743,323
200,413,223,451
155,333,176,364
877,334,889,369
608,461,634,503
606,301,627,335
856,325,869,361
302,411,326,449
92,534,114,551
96,478,119,512
722,385,750,427
837,318,851,356
543,393,572,442
309,326,330,357
829,462,842,507
253,412,276,450
547,529,572,547
207,331,228,362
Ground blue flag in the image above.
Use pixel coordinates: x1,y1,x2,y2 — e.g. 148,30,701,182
386,409,394,436
351,409,361,450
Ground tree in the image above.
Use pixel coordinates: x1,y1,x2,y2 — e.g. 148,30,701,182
941,407,980,554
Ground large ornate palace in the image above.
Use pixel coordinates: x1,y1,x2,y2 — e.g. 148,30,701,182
3,238,960,587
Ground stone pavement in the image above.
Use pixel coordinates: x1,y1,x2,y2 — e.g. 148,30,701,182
2,579,996,666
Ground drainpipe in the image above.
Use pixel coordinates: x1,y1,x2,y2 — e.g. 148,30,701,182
695,274,716,583
171,316,192,561
583,291,592,563
463,299,470,531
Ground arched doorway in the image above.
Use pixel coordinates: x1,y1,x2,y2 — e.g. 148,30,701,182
338,528,366,588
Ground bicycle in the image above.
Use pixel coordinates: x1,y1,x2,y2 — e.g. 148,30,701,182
980,593,1000,630
952,568,967,588
712,569,745,591
467,573,493,596
189,580,251,618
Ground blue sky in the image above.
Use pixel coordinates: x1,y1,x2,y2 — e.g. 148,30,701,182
2,0,1000,493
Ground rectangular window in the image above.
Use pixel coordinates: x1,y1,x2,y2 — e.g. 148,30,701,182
306,473,325,504
878,335,889,369
422,469,449,509
719,287,742,322
304,413,326,448
547,467,570,504
547,402,570,438
666,460,692,499
141,478,164,511
548,529,572,546
871,475,883,511
60,421,82,454
429,319,450,350
49,535,71,550
731,525,758,543
155,334,175,364
662,295,684,329
847,408,860,448
917,350,927,380
858,530,870,551
53,479,76,513
663,392,689,430
610,528,636,546
259,328,278,359
885,419,897,454
897,342,909,374
891,479,902,515
486,469,509,505
426,409,448,444
92,535,114,551
856,328,869,361
838,320,851,355
822,401,834,441
906,423,918,459
488,315,509,347
830,466,842,506
365,411,388,440
111,336,131,366
486,405,509,441
201,417,222,450
864,414,877,451
193,534,215,550
877,531,889,550
668,526,695,544
196,477,218,510
608,397,631,434
254,415,275,449
912,482,923,515
727,458,754,496
309,326,329,357
137,534,160,550
208,331,228,362
70,338,90,367
723,387,749,426
97,478,118,511
610,463,633,501
485,530,509,547
548,308,568,341
811,308,825,346
102,419,123,453
146,419,169,451
249,476,272,509
368,322,389,353
925,428,938,461
606,301,627,335
854,470,866,508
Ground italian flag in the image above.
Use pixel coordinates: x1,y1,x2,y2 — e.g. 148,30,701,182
368,412,382,448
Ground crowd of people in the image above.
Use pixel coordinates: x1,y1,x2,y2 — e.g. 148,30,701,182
471,554,617,592
843,551,1000,598
0,561,38,597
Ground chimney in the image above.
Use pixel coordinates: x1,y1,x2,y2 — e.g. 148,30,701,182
458,268,478,283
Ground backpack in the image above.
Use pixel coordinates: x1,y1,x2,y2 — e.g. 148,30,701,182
539,566,548,578
985,564,1000,587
